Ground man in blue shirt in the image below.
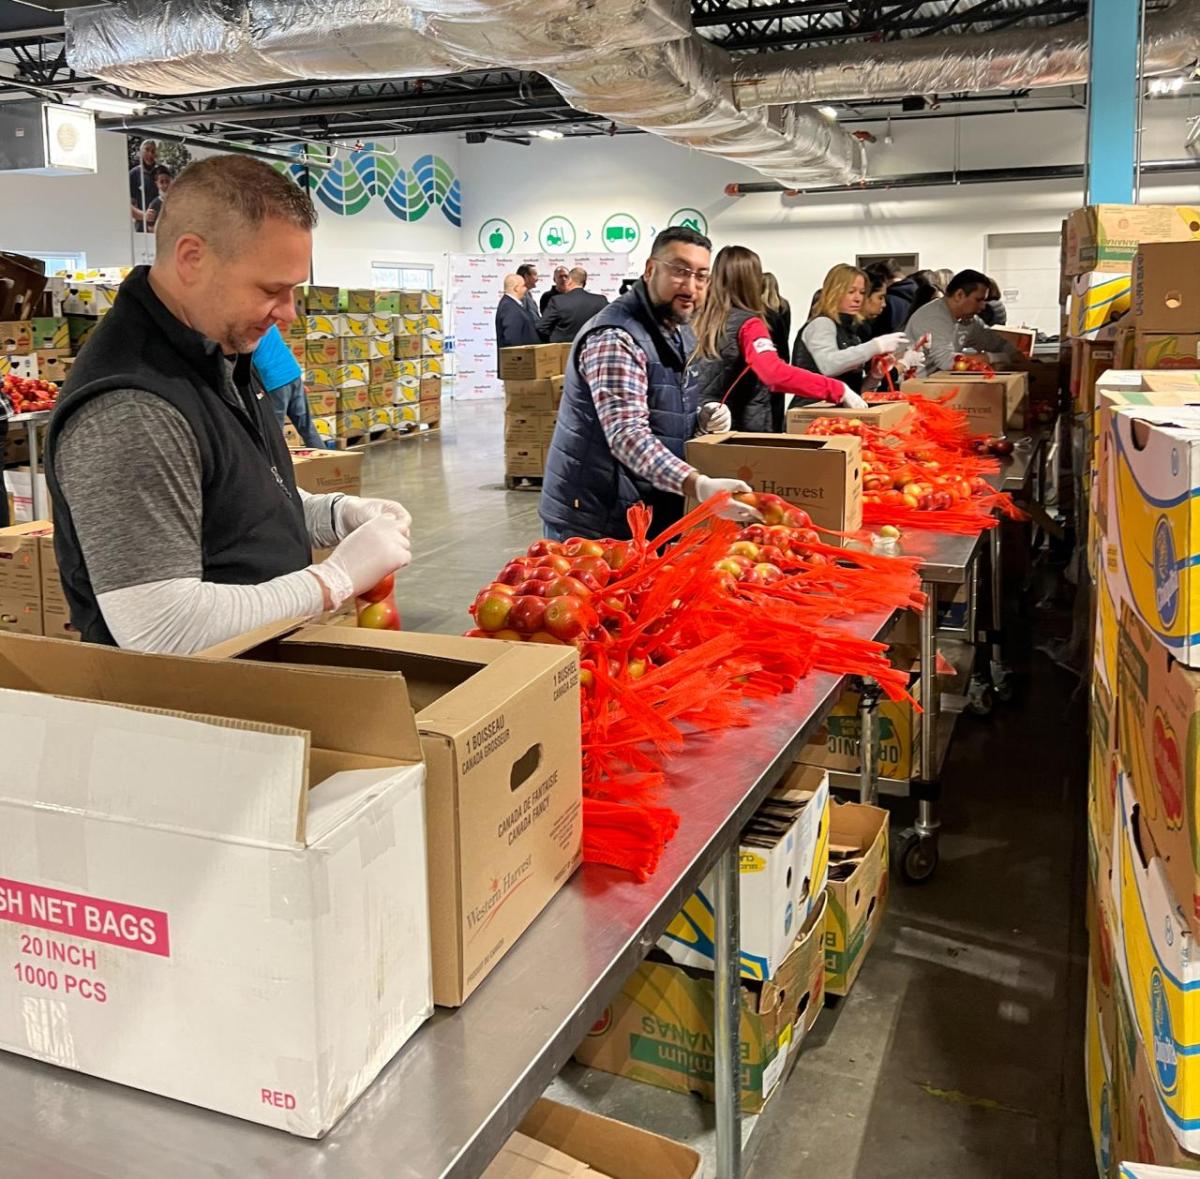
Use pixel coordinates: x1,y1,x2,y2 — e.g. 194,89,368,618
253,324,328,449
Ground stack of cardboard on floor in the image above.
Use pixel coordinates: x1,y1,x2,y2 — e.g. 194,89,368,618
500,343,571,480
1085,350,1200,1173
0,522,78,640
574,766,889,1113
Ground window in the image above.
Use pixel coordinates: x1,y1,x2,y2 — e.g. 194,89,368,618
21,250,87,276
856,252,919,275
371,263,434,290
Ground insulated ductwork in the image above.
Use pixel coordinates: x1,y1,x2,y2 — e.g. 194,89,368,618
548,36,864,185
729,0,1200,107
66,0,863,186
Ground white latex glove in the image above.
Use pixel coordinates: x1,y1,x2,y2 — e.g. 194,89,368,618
335,494,412,540
696,402,732,435
839,386,869,409
872,332,910,357
310,515,412,609
693,475,764,523
899,348,925,370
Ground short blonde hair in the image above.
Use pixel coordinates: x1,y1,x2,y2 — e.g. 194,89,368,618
812,264,867,323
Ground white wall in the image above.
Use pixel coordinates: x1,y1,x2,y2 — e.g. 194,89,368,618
0,130,133,268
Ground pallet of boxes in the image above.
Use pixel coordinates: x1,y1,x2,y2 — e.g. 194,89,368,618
501,342,571,487
1082,237,1200,1173
0,521,80,640
387,288,445,434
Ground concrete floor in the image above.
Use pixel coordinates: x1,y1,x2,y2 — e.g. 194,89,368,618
361,398,1093,1178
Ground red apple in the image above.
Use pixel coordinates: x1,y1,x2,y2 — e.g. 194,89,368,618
535,553,572,576
358,598,401,630
527,539,565,558
473,589,513,632
546,575,592,598
564,538,605,559
509,596,548,634
544,595,588,641
359,573,395,604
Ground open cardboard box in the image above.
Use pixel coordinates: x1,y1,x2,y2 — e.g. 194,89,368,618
900,372,1028,435
0,632,431,1136
785,400,911,433
488,1098,701,1178
202,622,584,1006
685,432,862,533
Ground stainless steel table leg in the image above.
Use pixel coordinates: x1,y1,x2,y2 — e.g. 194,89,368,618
919,580,937,783
858,678,879,806
714,841,742,1179
27,420,44,520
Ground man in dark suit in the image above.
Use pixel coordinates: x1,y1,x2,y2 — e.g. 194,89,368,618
539,266,569,314
536,268,608,344
496,273,539,373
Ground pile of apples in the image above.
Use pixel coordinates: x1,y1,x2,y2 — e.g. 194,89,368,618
803,415,993,512
3,374,57,413
949,353,995,376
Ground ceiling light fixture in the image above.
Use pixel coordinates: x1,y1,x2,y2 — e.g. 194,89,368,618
73,94,147,116
534,128,564,140
817,105,838,120
884,118,894,146
1149,75,1187,96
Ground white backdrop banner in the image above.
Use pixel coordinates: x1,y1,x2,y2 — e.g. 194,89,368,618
448,252,634,400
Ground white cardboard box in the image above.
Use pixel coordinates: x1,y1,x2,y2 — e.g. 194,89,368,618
0,634,432,1137
657,770,830,981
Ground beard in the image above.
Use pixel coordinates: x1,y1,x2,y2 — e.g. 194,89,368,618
649,291,696,326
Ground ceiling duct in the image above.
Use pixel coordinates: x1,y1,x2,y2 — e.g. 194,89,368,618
65,0,864,186
729,0,1200,106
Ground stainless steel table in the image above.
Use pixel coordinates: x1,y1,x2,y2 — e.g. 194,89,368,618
0,607,896,1179
6,410,52,520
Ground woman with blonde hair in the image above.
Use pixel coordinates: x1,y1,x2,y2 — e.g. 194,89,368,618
793,263,910,396
690,246,864,432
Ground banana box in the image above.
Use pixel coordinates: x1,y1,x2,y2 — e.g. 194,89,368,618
305,340,339,367
1108,406,1200,667
340,314,376,339
1119,1166,1200,1176
305,391,338,417
421,331,445,357
421,292,442,312
397,358,420,381
394,404,426,425
367,408,391,430
30,318,67,352
367,386,393,408
305,366,338,393
300,285,340,314
334,363,371,390
824,800,889,997
0,322,32,355
1112,768,1200,1152
394,377,419,405
394,335,422,360
337,387,370,412
340,410,369,435
658,769,829,981
420,376,442,402
336,336,372,363
61,283,119,316
304,314,341,340
422,356,444,378
1090,673,1118,892
370,359,398,386
1117,603,1200,931
343,289,375,314
1072,272,1133,340
397,314,424,337
395,293,424,315
367,336,394,360
1088,970,1118,1179
1096,553,1122,695
312,415,338,441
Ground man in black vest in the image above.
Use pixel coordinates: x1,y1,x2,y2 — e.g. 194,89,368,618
538,227,760,542
46,154,413,653
536,268,608,344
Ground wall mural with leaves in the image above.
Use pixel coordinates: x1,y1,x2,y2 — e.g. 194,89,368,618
277,146,462,226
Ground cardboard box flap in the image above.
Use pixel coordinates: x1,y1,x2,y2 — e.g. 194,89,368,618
697,432,859,459
0,686,310,847
0,632,422,766
279,625,577,738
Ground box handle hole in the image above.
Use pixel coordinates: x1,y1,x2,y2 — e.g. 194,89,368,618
510,743,544,792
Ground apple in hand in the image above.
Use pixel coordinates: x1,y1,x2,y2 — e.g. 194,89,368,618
359,573,395,604
358,597,401,630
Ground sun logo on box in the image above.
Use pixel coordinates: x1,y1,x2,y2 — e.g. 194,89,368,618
1151,967,1179,1095
1153,516,1180,629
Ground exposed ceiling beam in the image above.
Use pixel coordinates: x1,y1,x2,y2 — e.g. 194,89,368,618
692,1,852,25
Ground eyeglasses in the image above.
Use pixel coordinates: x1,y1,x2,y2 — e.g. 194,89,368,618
656,259,710,286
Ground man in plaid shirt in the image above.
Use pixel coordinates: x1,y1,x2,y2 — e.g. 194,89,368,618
539,227,760,541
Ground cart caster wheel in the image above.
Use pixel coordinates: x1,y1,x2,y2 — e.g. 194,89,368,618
990,661,1015,703
966,676,994,716
896,829,939,884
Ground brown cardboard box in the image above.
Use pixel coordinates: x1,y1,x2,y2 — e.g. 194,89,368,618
901,372,1028,435
786,401,911,433
416,398,442,427
289,449,364,496
0,521,48,595
0,321,33,355
343,288,375,313
1070,339,1117,411
35,351,71,385
394,334,422,360
1065,204,1200,275
495,1099,701,1179
506,444,545,477
992,326,1037,357
685,433,863,533
338,387,371,412
40,597,79,641
37,530,63,606
505,411,557,445
208,625,584,1007
824,801,889,996
420,375,442,401
1117,328,1200,371
305,339,340,366
506,377,564,414
305,390,338,416
301,284,340,314
1132,241,1200,333
0,590,42,635
575,894,828,1113
500,344,564,381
